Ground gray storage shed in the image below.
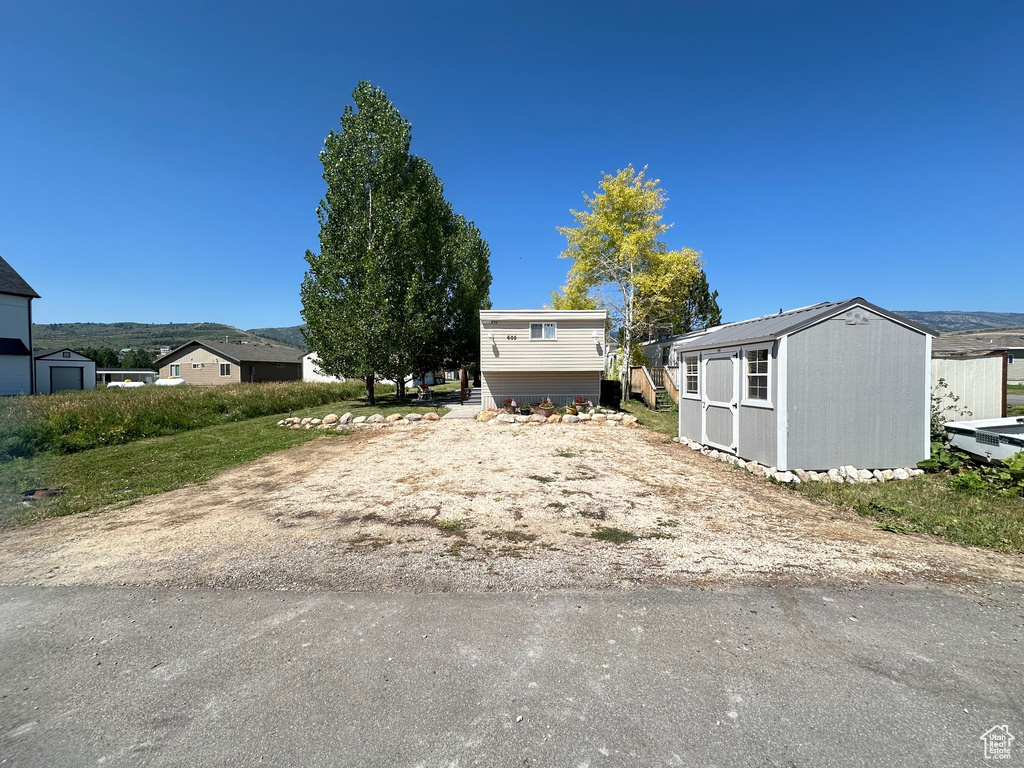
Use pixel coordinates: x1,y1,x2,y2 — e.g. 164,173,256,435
671,298,935,471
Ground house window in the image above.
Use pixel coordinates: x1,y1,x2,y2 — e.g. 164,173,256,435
220,363,231,376
170,364,180,377
684,355,699,395
745,349,769,401
530,322,556,340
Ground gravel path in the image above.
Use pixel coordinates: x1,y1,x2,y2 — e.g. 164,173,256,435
1,421,1021,591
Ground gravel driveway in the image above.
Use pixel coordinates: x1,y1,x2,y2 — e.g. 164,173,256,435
1,421,1021,590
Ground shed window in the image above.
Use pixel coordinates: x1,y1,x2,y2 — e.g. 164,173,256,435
530,322,556,340
220,363,231,376
746,349,769,401
62,351,71,358
683,355,699,395
170,364,180,377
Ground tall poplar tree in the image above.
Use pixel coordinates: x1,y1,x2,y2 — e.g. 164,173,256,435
301,82,491,404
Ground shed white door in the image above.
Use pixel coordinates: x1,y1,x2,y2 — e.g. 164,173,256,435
50,366,84,393
701,353,738,452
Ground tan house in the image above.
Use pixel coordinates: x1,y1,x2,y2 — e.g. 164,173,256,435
153,340,302,385
479,309,607,410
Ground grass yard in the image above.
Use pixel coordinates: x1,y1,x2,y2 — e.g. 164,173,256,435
620,399,677,438
795,474,1024,553
1,389,450,528
1007,384,1024,396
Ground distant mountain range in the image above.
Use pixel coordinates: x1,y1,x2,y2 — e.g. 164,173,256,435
31,322,305,353
31,312,1024,353
895,311,1024,334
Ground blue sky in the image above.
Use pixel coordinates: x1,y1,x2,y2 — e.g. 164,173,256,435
2,1,1020,329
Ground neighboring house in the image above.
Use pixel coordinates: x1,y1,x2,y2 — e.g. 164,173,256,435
0,255,39,396
479,309,607,410
301,351,345,383
931,352,1007,421
152,340,302,385
671,298,934,471
34,349,96,394
642,336,679,368
96,368,159,386
933,331,1024,384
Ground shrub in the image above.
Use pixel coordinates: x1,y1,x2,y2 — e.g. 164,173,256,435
0,380,383,460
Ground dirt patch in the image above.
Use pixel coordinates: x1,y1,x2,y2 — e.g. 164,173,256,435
0,421,1021,591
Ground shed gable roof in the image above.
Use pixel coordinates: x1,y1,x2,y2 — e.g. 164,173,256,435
33,348,92,361
0,256,40,298
671,298,935,352
152,339,304,367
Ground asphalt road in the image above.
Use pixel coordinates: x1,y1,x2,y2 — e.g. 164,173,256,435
1,584,1022,767
1008,394,1024,406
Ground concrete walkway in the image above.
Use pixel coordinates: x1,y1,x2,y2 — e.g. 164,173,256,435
440,387,481,419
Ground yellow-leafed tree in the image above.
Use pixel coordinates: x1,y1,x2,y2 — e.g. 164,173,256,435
552,165,719,400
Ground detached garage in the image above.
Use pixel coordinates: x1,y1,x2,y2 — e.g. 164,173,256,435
672,298,935,472
34,349,96,394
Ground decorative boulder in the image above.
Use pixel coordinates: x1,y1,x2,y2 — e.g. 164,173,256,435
529,414,546,423
476,411,495,422
546,414,561,423
387,413,404,423
405,413,423,422
423,412,440,421
893,468,910,480
562,414,580,424
592,414,607,423
300,417,313,426
338,413,353,425
352,416,367,424
323,414,339,425
367,414,385,423
577,413,592,421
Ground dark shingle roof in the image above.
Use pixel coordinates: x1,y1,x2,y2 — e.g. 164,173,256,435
0,256,39,298
152,339,304,367
933,331,1024,353
672,298,934,352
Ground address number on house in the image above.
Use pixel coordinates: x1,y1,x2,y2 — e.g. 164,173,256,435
506,335,518,341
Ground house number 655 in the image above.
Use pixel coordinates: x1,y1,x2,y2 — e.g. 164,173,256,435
506,335,517,341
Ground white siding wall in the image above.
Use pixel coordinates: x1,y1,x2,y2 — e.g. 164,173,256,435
0,293,32,395
302,352,346,383
932,355,1004,420
480,311,606,373
0,294,30,345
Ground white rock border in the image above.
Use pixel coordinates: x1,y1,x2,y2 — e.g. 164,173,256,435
671,435,924,484
475,407,639,428
276,411,442,430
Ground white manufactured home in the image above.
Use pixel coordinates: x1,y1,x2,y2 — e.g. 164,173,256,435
479,309,607,410
672,298,935,471
0,255,39,396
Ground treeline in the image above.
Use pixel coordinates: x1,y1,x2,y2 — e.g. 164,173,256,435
80,347,155,369
301,82,492,404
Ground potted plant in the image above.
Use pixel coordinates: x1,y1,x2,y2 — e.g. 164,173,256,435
519,402,532,416
538,398,556,418
567,396,591,415
502,397,516,413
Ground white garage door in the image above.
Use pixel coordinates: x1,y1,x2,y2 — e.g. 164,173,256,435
50,366,84,393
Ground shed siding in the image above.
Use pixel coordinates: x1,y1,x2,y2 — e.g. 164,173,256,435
35,352,96,394
302,353,345,383
480,314,605,373
737,344,779,467
786,311,928,470
1007,349,1024,384
679,399,701,441
705,406,732,446
932,355,1004,420
480,371,600,410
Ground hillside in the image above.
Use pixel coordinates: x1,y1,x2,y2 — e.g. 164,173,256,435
246,325,307,349
895,310,1024,333
31,322,296,352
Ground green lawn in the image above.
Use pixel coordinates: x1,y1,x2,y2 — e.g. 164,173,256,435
1007,384,1024,396
1,393,447,528
620,399,677,438
794,474,1024,552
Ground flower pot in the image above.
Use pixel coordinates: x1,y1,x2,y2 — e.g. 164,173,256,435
539,406,555,418
565,407,577,416
519,408,532,416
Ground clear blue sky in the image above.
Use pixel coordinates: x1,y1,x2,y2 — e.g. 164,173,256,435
2,1,1020,329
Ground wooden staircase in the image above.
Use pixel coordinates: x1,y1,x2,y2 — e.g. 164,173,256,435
629,366,679,412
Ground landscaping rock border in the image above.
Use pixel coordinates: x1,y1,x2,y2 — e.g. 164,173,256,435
671,435,924,484
276,411,441,430
475,407,639,428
